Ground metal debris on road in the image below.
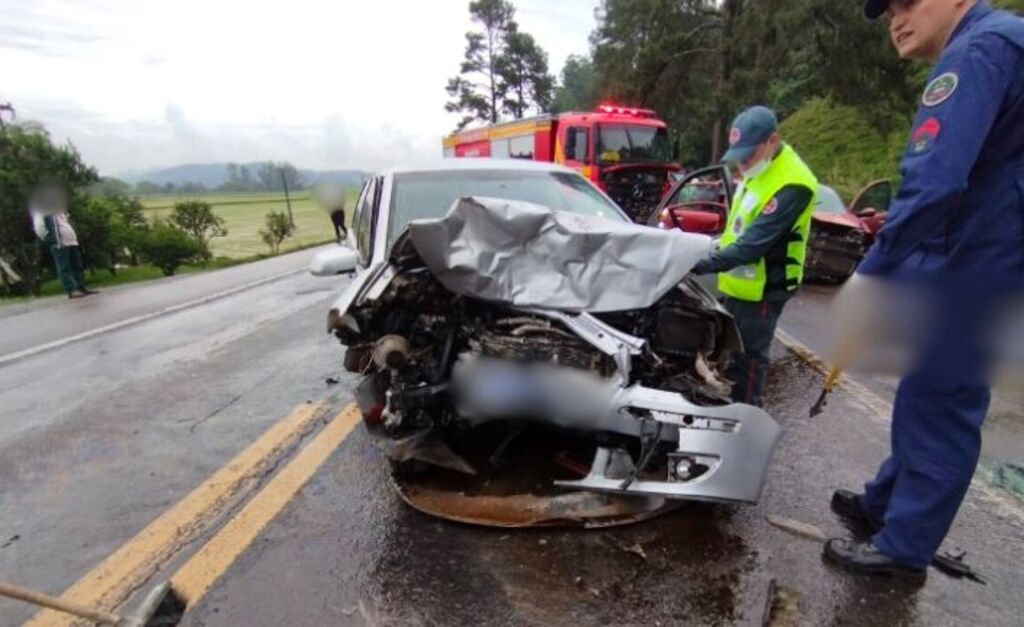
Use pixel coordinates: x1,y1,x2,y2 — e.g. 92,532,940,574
392,477,682,528
809,366,842,417
932,550,987,585
617,541,648,561
761,579,800,627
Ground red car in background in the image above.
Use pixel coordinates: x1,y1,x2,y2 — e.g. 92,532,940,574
806,180,890,282
651,165,891,283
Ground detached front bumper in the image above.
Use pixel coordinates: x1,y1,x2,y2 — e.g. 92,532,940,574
557,386,780,505
452,359,781,505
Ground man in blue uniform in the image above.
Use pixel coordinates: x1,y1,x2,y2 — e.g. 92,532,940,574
825,0,1024,582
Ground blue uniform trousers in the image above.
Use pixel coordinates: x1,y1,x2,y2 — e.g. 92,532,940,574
860,297,995,569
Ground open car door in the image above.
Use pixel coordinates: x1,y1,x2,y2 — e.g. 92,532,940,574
650,164,735,236
848,179,892,236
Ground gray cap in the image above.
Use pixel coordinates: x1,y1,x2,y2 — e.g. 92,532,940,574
721,106,778,164
863,0,889,19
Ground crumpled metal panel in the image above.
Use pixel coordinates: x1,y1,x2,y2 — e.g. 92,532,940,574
407,196,713,313
393,478,683,528
450,357,780,504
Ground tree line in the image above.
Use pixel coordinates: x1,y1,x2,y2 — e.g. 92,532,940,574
446,0,555,130
92,161,308,198
449,0,1022,196
0,106,304,297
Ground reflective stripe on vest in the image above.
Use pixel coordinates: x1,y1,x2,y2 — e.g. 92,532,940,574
717,143,818,302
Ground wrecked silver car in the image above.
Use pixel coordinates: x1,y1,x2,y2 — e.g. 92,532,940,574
315,161,780,521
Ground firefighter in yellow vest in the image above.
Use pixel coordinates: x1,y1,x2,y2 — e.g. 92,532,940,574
692,106,819,406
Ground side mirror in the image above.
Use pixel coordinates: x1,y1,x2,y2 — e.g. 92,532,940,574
309,246,358,276
671,209,724,235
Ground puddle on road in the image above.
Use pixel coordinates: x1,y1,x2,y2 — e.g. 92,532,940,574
368,498,758,626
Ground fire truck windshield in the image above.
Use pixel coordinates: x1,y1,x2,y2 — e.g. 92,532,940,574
596,124,671,165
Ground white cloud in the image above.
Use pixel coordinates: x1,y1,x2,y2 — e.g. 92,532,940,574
0,0,599,176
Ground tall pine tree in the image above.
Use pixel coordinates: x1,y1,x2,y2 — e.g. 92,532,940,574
497,31,555,119
445,0,518,130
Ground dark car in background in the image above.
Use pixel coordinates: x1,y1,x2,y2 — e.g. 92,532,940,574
651,165,891,282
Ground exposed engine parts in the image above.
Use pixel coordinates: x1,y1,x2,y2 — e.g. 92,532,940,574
328,197,780,505
331,251,778,504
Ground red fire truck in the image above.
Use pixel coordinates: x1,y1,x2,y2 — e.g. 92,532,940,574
442,105,681,222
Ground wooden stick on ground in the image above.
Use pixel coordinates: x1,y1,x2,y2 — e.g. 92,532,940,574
0,580,121,625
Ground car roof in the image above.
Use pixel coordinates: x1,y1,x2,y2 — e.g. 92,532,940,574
383,159,578,176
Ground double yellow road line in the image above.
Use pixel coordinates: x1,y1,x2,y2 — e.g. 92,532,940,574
27,402,361,626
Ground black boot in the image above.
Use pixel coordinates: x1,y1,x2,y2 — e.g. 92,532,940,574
831,489,882,535
823,538,926,583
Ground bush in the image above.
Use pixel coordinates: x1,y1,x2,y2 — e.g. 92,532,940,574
70,194,129,274
108,195,150,266
780,98,909,200
169,200,226,253
0,122,98,296
139,222,206,276
259,211,296,254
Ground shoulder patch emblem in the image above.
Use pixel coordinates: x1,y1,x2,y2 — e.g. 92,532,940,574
762,197,779,215
733,215,744,235
729,127,741,146
910,116,942,155
922,72,958,107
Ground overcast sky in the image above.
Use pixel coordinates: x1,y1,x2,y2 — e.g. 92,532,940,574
0,0,600,176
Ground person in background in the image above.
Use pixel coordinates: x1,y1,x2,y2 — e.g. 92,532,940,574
330,204,347,243
313,180,349,244
30,182,96,299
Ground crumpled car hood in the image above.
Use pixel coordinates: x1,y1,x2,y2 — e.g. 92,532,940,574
406,196,713,313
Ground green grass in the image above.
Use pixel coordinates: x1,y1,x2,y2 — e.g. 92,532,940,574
1,236,339,306
141,191,315,210
0,190,358,306
28,257,246,299
143,190,358,259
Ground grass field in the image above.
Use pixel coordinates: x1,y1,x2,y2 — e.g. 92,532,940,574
142,190,359,258
0,190,361,306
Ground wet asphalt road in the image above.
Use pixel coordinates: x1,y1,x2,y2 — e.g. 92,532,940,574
180,354,1024,627
0,249,353,625
779,284,1024,465
2,263,1023,626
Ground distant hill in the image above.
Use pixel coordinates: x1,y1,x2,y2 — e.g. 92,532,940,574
116,163,369,188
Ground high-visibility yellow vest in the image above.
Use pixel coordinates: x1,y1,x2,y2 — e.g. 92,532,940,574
718,143,819,302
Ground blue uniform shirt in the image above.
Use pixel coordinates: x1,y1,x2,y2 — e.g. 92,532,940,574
858,2,1024,282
